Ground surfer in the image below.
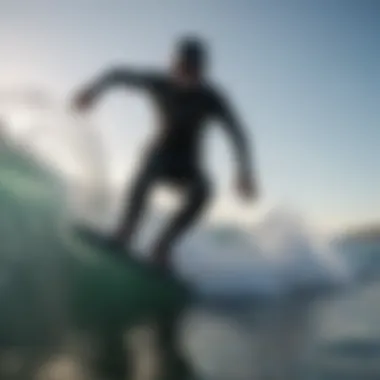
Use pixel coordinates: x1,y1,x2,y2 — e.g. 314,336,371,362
73,35,259,270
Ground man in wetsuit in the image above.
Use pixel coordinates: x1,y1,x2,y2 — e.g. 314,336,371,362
73,36,259,270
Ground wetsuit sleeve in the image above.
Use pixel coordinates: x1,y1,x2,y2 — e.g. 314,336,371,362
212,90,254,178
79,67,164,101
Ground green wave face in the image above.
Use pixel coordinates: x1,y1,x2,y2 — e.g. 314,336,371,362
0,135,187,350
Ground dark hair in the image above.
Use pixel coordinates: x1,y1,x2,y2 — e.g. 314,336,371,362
176,36,208,72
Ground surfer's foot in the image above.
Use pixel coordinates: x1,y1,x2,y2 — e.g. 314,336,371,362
105,236,123,250
105,235,131,260
111,227,132,247
149,247,174,277
151,256,171,273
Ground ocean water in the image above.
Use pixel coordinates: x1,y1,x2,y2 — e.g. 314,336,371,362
180,278,380,380
0,98,379,380
80,204,380,380
168,213,380,380
1,236,379,380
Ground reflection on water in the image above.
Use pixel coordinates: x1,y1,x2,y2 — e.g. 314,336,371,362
181,281,380,380
0,197,378,380
2,282,379,380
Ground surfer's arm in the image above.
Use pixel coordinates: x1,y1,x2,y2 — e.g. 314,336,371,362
73,67,162,109
215,93,254,180
213,90,259,199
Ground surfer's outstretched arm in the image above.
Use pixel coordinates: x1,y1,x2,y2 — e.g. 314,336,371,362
73,67,161,109
214,92,258,199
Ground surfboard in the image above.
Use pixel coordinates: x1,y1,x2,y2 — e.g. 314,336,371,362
73,224,177,281
69,224,191,329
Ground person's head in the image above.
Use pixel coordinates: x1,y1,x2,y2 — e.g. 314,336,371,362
172,36,208,83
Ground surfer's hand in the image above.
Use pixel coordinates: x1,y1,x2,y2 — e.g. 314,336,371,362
72,88,95,112
236,174,258,201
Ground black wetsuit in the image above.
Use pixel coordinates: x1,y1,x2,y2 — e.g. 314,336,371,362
84,68,251,264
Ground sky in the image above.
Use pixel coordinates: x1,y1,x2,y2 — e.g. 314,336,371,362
0,0,379,231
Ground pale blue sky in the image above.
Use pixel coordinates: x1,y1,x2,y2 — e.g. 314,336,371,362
0,0,379,230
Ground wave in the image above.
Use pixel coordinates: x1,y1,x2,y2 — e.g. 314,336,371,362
0,94,375,302
172,207,356,299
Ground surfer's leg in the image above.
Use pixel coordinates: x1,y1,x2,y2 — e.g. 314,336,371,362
151,173,211,268
114,158,158,247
